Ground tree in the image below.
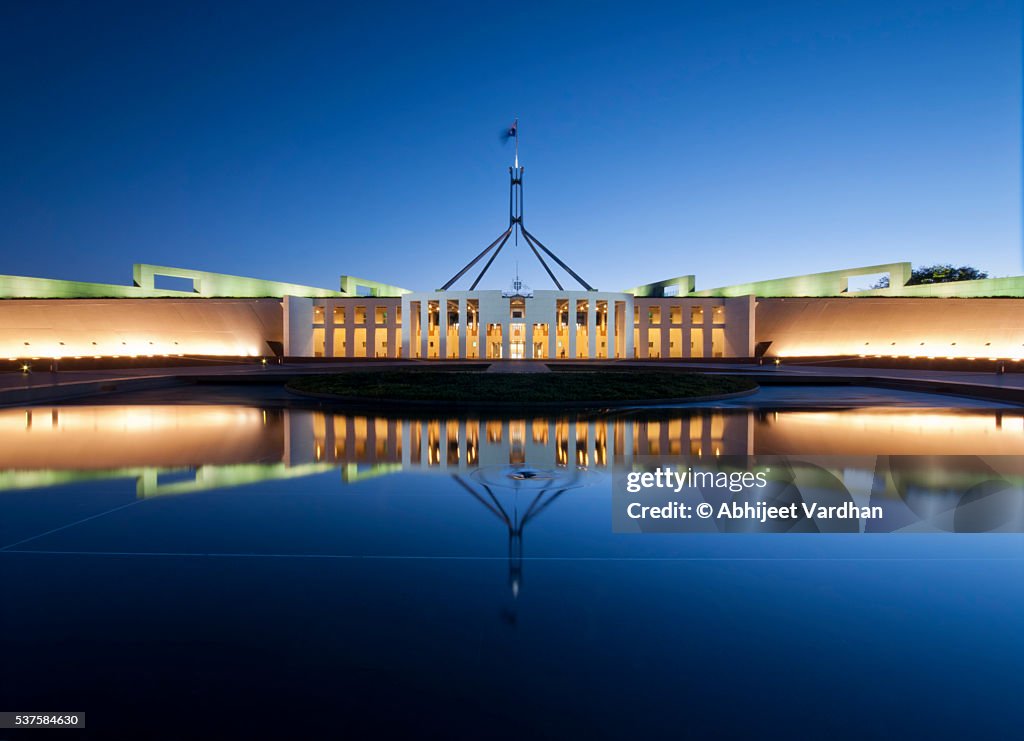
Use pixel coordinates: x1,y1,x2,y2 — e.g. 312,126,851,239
870,264,988,290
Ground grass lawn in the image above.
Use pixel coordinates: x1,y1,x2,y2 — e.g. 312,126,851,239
288,370,756,403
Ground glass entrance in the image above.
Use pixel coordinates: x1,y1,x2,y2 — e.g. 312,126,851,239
510,323,525,359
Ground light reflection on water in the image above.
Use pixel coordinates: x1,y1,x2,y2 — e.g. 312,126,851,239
1,404,1022,495
0,403,1021,738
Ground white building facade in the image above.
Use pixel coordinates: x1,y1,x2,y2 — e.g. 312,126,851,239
400,289,634,360
282,289,755,360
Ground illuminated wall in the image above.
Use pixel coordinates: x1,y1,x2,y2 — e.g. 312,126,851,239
3,259,1024,360
0,298,282,359
0,264,347,299
132,264,345,298
633,296,753,358
630,262,1024,299
756,297,1024,359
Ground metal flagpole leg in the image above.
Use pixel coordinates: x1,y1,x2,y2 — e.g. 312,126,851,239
520,227,595,291
438,227,513,290
521,230,563,290
470,229,514,290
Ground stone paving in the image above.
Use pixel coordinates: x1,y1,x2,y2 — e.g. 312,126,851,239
1,358,1023,406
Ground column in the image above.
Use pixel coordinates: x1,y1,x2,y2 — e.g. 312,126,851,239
637,301,649,359
389,302,399,359
587,299,597,359
624,297,635,359
568,299,577,360
401,297,411,358
683,310,692,358
548,298,559,359
439,294,448,360
458,298,467,358
606,299,616,360
344,305,354,358
420,299,430,359
282,295,314,357
501,298,510,360
320,302,333,358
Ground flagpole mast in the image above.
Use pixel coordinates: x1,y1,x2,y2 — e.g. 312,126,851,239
514,116,519,169
438,117,596,291
514,117,519,244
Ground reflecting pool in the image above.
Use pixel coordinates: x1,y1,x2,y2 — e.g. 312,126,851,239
0,400,1021,738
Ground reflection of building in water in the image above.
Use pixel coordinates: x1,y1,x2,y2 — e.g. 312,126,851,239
1,405,1023,498
0,405,282,469
755,409,1024,455
294,412,754,472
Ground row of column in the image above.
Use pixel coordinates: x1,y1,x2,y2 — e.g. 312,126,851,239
402,294,636,359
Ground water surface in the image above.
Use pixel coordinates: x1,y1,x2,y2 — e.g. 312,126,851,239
0,396,1021,738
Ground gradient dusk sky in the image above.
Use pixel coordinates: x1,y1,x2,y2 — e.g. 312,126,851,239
0,0,1019,293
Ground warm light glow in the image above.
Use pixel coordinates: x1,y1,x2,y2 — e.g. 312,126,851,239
0,405,265,470
775,340,1024,361
766,410,1024,455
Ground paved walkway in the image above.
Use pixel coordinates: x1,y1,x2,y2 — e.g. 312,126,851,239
485,361,551,373
0,359,423,390
1,358,1023,406
659,361,1024,390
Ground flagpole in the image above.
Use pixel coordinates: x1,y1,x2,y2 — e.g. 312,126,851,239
514,117,519,244
514,117,519,169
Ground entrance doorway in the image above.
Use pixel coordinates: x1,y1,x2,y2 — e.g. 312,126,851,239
509,322,525,359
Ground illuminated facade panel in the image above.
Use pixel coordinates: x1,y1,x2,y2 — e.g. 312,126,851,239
1,262,1023,360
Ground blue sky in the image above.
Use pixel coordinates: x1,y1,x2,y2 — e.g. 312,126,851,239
0,0,1019,293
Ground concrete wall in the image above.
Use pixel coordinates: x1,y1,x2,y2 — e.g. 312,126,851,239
756,297,1024,359
134,264,344,298
283,296,314,357
689,262,913,298
0,298,282,359
0,274,193,299
315,297,402,358
852,276,1024,298
7,293,1021,363
633,296,752,358
0,265,347,299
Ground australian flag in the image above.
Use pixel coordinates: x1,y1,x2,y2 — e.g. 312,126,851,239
506,120,517,139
